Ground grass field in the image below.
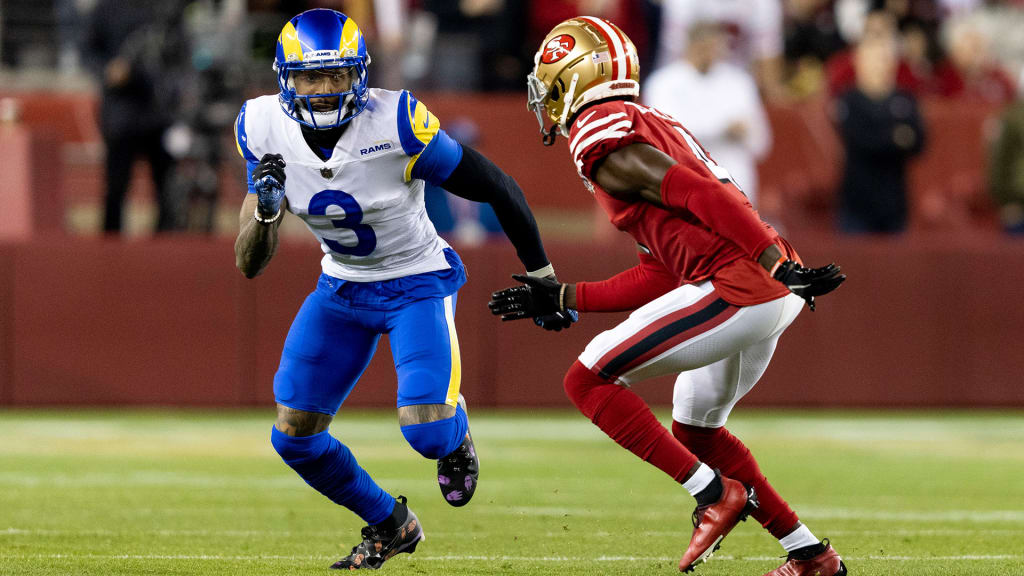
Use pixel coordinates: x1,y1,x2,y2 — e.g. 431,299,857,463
1,408,1023,576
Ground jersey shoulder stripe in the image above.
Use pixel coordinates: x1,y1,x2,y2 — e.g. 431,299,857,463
397,90,440,157
396,90,461,183
569,111,628,155
235,95,281,160
569,102,636,169
234,101,259,163
567,101,643,179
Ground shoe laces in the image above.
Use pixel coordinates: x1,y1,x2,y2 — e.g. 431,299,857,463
359,524,383,543
352,522,392,558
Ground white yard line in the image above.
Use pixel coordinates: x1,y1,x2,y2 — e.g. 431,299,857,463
5,527,1024,538
0,553,1021,563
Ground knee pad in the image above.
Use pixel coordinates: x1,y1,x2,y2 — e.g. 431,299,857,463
271,426,333,470
400,405,468,459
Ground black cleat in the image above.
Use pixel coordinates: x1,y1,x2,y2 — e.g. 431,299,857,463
330,496,424,570
437,394,479,507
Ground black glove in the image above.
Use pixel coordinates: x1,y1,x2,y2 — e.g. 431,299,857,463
533,310,579,332
488,274,567,321
252,153,287,217
772,260,846,311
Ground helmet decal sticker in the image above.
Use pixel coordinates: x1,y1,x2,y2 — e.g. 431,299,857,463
541,35,576,64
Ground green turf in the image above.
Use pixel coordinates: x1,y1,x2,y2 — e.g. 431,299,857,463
1,408,1023,575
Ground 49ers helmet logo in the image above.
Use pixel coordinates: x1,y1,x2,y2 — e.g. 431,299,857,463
541,34,575,64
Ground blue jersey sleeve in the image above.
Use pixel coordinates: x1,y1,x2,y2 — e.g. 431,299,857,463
234,102,259,194
396,90,463,185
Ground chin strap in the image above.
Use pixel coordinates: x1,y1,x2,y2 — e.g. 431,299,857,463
542,125,559,147
556,73,580,137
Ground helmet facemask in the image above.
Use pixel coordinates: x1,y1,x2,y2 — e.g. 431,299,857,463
276,58,370,130
527,71,564,146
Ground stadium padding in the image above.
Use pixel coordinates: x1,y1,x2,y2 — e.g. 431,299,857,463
0,233,1022,408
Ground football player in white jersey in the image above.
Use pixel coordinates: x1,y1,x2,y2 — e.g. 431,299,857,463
232,8,572,570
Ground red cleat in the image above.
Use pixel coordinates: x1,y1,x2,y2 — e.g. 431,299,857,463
679,475,758,572
763,540,847,576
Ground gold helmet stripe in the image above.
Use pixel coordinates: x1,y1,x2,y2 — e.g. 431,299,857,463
580,16,627,80
339,17,361,56
279,21,304,62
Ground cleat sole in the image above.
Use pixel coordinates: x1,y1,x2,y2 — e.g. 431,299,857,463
681,535,723,572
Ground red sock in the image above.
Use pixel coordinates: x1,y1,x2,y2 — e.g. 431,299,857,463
672,421,799,539
564,361,698,482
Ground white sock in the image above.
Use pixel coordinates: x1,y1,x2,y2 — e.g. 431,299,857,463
779,524,819,552
681,463,716,497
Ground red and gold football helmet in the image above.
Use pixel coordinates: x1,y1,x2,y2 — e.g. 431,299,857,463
527,17,640,145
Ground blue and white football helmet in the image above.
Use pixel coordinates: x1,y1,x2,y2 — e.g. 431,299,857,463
274,9,371,130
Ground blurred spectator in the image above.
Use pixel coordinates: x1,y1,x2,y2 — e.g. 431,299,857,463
654,0,788,101
784,0,847,97
162,1,246,234
899,18,941,91
835,37,926,233
83,1,186,234
989,101,1024,234
410,0,528,91
932,13,1016,104
826,8,923,98
968,1,1024,93
55,0,91,74
644,22,771,206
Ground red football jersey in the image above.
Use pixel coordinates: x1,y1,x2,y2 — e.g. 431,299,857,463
568,99,797,307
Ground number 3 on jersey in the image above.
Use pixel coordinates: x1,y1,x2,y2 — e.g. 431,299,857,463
308,189,377,257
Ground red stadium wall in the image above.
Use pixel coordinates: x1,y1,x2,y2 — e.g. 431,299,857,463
2,233,1023,409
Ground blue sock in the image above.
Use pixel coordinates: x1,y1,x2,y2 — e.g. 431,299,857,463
400,404,469,459
270,427,395,525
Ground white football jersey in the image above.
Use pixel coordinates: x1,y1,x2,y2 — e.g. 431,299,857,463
236,88,454,282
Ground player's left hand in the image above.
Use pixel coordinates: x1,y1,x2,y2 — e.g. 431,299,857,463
488,274,570,323
772,260,846,311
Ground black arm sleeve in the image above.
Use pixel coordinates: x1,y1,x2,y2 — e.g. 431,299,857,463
441,145,551,272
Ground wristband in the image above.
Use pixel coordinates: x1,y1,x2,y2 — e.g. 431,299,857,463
527,264,555,278
254,207,282,224
558,283,567,312
769,256,788,278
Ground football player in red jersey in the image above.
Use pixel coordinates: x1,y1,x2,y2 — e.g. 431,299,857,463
489,17,847,576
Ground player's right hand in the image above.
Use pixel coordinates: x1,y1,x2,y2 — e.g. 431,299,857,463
772,260,846,311
533,310,579,332
488,274,566,321
253,153,287,217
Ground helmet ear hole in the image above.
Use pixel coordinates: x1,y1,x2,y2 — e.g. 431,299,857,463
551,78,567,102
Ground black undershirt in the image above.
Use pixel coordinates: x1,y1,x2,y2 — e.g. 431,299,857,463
300,123,347,161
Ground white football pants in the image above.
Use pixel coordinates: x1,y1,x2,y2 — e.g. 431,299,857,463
578,280,804,428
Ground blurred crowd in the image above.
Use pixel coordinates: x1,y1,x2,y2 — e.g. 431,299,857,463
3,0,1024,235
